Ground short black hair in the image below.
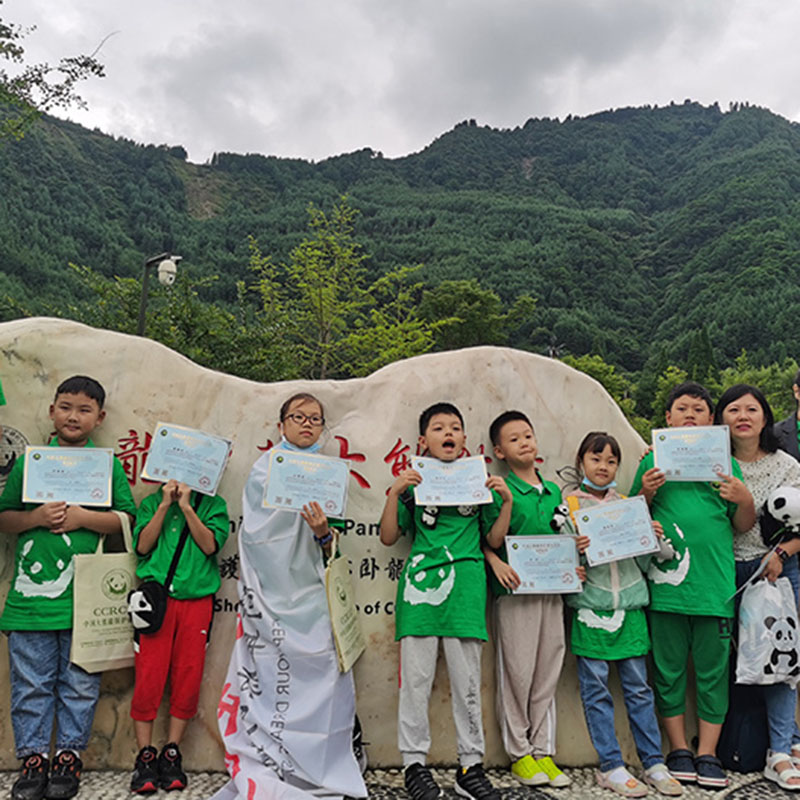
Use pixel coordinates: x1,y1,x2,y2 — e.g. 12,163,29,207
665,381,713,415
489,410,533,446
575,431,621,472
419,402,464,436
714,383,778,454
54,375,106,408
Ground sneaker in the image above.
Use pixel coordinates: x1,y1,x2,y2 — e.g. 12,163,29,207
130,746,159,794
694,755,727,789
644,763,683,796
404,763,441,800
510,755,548,786
455,764,500,800
665,749,696,783
44,751,82,800
537,756,571,787
158,743,187,791
595,766,648,798
11,754,49,800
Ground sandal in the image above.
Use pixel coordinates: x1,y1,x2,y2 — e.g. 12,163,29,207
765,751,800,791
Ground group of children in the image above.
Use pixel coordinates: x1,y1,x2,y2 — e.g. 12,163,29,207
0,375,757,800
377,383,754,800
0,376,229,800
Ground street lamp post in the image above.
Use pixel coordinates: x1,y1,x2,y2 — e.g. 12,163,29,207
136,252,181,336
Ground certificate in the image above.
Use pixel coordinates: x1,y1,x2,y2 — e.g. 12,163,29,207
141,422,231,496
505,535,581,594
23,446,113,507
576,495,659,567
263,449,350,517
652,425,731,482
412,456,492,506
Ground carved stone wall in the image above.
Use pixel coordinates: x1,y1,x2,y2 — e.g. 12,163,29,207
0,318,680,771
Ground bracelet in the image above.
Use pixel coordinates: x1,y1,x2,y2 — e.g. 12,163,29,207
775,546,789,563
316,530,333,546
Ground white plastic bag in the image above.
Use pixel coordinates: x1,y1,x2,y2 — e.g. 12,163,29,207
737,576,800,689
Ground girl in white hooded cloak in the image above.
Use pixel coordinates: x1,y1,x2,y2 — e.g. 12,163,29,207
213,393,367,800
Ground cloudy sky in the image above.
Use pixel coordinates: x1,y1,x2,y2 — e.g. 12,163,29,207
7,0,800,164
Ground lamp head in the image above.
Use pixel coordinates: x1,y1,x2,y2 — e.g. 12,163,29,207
157,258,178,286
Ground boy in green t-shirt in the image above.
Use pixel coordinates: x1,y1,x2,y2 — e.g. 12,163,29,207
129,478,229,794
630,382,755,790
480,411,570,789
380,403,500,800
0,375,137,800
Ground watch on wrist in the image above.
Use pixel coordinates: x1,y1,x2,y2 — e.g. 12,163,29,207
775,545,789,563
316,530,333,546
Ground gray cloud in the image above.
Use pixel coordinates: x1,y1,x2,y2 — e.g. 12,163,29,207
8,0,800,163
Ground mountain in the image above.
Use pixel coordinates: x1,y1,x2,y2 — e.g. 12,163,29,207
2,99,800,373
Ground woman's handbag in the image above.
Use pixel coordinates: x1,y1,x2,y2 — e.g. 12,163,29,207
325,530,366,672
70,510,137,672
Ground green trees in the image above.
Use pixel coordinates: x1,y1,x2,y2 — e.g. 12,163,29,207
0,1,104,140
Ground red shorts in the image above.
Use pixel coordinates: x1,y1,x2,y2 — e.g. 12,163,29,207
130,595,213,721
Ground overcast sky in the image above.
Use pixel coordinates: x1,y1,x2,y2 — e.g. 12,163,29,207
7,0,800,164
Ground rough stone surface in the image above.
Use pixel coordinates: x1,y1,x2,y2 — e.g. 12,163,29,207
0,318,698,771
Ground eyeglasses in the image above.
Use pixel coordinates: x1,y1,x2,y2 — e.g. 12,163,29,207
283,412,325,426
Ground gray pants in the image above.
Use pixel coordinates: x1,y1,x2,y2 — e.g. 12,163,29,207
494,594,565,760
398,636,484,768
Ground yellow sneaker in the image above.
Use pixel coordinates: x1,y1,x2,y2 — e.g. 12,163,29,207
537,756,571,788
510,755,549,786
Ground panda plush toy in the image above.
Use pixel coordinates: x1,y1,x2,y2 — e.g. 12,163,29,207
760,485,800,547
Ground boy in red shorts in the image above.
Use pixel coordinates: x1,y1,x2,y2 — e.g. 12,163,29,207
129,478,229,794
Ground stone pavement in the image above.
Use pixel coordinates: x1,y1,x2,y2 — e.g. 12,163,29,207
0,767,780,799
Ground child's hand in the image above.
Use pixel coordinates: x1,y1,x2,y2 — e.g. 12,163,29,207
575,535,591,554
640,467,665,499
491,559,521,591
652,520,664,538
175,482,192,510
54,505,88,533
389,468,422,496
37,501,67,530
486,475,512,505
717,473,752,506
160,479,180,507
576,565,587,583
301,501,330,540
640,445,653,461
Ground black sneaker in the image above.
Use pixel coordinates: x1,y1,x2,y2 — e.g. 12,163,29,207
694,754,728,790
12,754,49,800
404,763,442,800
130,746,159,794
666,748,697,783
158,743,187,791
455,764,500,800
44,751,82,800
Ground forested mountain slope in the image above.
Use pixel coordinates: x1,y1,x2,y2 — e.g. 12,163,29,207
2,100,799,376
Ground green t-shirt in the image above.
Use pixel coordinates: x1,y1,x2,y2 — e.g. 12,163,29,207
481,471,563,597
630,451,740,618
133,487,230,599
394,489,487,641
0,377,5,406
0,438,137,631
571,607,649,660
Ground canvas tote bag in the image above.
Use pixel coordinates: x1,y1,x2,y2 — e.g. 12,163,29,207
70,509,137,672
325,530,366,672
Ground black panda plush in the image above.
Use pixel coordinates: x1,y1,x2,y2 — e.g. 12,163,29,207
760,486,800,547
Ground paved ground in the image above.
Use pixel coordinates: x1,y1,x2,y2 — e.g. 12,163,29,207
0,767,780,799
